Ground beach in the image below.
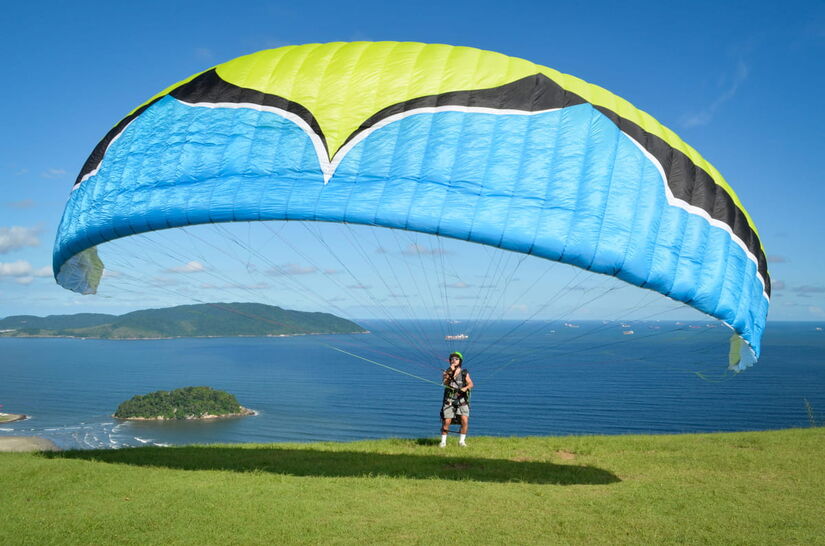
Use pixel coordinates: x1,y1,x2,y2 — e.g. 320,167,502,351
0,414,59,451
0,436,59,452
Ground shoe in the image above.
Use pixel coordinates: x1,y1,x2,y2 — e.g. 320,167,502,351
439,442,446,448
458,442,467,447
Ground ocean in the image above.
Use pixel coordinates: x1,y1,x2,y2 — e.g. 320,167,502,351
1,321,823,450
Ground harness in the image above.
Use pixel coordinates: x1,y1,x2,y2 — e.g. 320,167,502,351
442,368,470,424
441,367,470,425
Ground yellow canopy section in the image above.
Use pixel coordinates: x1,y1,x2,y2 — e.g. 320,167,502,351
215,42,537,157
123,41,761,246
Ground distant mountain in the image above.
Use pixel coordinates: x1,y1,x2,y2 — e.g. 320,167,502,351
0,303,366,339
0,313,116,330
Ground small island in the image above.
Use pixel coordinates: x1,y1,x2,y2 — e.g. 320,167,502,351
114,386,255,421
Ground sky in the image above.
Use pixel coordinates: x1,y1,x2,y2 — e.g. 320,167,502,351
1,0,824,322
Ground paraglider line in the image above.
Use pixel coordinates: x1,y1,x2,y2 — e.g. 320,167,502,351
322,344,443,387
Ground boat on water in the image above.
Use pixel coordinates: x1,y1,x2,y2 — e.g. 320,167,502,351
445,334,469,340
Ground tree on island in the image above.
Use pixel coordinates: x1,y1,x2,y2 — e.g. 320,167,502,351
114,386,252,420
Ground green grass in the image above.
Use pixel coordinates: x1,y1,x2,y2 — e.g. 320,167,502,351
2,428,823,544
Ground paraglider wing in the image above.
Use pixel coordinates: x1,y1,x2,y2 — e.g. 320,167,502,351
53,42,769,370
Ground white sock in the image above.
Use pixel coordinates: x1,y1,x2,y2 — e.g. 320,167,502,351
459,434,466,443
440,434,447,444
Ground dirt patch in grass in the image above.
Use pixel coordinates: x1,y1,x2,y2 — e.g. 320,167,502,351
510,456,535,462
555,450,576,460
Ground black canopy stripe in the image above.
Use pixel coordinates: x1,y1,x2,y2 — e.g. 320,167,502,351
72,70,769,296
349,75,768,295
593,106,769,296
168,69,325,147
74,69,326,187
73,97,163,188
342,74,587,149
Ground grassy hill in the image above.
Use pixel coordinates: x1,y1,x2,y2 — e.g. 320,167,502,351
1,428,823,544
0,302,365,338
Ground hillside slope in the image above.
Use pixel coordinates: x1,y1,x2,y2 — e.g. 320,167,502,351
0,429,823,544
0,302,365,338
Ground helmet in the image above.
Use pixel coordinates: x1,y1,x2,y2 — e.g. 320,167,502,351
449,352,463,363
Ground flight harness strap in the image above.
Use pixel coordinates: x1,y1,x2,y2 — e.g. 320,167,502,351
444,368,470,407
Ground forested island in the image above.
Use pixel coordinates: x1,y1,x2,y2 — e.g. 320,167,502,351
0,302,366,339
114,386,254,420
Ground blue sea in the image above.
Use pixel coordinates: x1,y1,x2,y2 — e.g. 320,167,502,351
1,321,823,450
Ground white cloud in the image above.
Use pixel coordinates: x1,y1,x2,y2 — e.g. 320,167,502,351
266,263,317,276
794,285,825,294
0,260,52,285
151,277,183,287
809,306,825,317
681,60,749,128
199,282,269,290
5,199,35,209
0,226,41,254
41,168,67,179
446,281,471,288
0,260,32,276
402,243,448,256
166,261,206,273
238,282,270,290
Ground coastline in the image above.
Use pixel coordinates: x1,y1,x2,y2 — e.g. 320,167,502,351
0,331,369,340
115,407,257,421
0,436,59,452
0,413,28,424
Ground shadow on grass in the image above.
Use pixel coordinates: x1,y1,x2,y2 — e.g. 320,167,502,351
45,443,619,485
